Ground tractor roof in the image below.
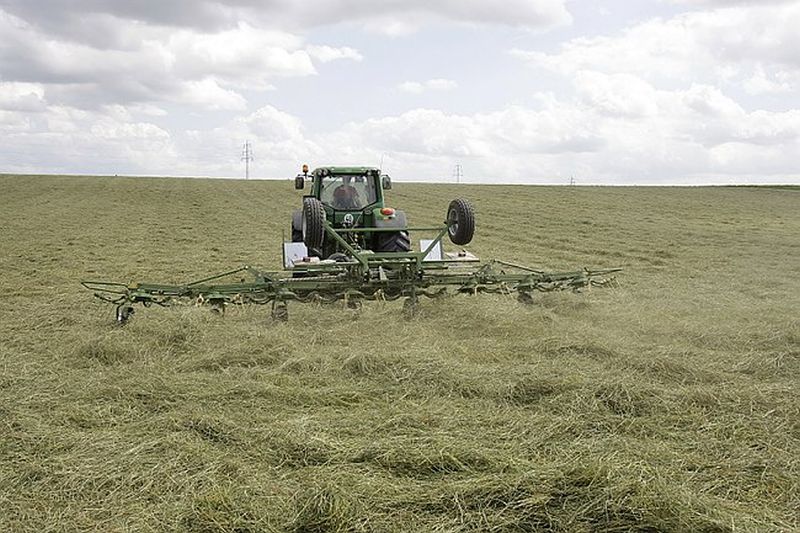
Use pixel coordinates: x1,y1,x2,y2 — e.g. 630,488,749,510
314,166,380,175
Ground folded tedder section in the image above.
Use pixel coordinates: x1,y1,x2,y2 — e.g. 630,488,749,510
82,218,621,324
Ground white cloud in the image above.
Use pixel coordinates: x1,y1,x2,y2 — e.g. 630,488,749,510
179,105,323,178
501,2,800,182
179,79,248,111
0,0,572,37
166,24,317,89
399,79,459,94
0,103,176,174
306,45,363,63
512,3,800,88
0,10,356,110
742,66,795,95
1,1,798,184
0,81,46,111
3,84,798,183
573,71,659,118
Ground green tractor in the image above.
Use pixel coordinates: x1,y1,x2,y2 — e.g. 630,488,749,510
82,165,622,323
292,165,475,259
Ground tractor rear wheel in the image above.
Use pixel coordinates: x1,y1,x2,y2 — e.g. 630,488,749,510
376,230,411,253
302,198,325,250
447,198,475,245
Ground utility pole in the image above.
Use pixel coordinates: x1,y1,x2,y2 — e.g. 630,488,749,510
453,164,463,184
569,176,576,186
241,141,254,180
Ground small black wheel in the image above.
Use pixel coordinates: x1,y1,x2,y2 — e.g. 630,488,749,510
402,296,419,318
302,198,326,250
517,292,534,305
376,230,411,253
271,301,289,322
447,199,475,246
116,305,134,325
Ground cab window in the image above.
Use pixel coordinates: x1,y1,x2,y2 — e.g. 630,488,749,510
319,175,377,209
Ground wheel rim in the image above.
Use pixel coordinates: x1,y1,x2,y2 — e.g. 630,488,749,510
448,208,458,237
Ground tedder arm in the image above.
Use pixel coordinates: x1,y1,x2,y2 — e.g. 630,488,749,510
82,220,621,324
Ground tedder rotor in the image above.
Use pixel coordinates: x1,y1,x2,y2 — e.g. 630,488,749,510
82,166,621,324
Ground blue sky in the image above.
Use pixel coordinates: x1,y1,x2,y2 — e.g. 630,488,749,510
1,0,798,184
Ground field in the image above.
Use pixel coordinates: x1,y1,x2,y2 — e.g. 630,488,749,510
0,175,798,532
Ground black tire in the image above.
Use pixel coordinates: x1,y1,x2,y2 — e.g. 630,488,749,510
291,210,303,242
328,252,350,262
302,198,326,250
376,230,411,253
447,198,475,245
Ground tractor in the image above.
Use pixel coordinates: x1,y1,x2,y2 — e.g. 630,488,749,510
82,165,621,323
291,165,475,259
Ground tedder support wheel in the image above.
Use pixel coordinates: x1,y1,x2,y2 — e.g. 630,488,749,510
302,198,325,250
115,305,134,325
376,231,411,253
447,198,475,246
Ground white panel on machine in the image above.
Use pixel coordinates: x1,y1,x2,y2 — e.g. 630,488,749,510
420,239,442,262
283,242,308,268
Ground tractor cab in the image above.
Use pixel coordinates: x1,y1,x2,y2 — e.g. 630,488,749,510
291,166,407,259
318,173,375,210
296,166,390,210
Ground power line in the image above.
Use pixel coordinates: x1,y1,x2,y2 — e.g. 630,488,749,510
453,164,463,184
241,140,254,180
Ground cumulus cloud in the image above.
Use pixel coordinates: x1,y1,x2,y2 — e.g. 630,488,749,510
131,75,798,183
742,66,795,95
398,79,458,94
511,2,800,88
0,82,46,112
503,2,800,182
0,0,572,38
322,84,799,182
0,104,177,175
0,9,356,110
1,1,798,184
179,105,323,178
306,45,363,63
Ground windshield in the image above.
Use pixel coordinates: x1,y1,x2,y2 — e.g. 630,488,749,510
319,175,377,210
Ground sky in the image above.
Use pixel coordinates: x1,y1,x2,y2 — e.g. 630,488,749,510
1,0,799,184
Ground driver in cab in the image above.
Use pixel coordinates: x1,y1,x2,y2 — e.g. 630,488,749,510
333,176,361,209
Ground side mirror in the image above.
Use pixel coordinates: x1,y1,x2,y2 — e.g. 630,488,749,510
294,175,305,190
381,175,392,190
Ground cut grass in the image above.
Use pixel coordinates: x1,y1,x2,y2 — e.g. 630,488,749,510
0,175,798,531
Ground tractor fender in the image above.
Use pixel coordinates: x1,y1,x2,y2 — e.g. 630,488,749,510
373,209,407,229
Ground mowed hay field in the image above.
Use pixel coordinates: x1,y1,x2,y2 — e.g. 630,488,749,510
0,175,798,532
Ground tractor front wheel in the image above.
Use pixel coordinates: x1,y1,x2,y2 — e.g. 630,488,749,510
376,231,411,253
447,198,475,245
302,198,326,250
291,210,303,242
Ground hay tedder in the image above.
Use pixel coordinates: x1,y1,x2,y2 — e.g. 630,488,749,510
82,166,621,324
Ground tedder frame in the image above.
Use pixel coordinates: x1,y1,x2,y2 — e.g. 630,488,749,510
82,215,621,324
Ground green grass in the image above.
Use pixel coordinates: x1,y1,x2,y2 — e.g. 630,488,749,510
1,175,798,532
